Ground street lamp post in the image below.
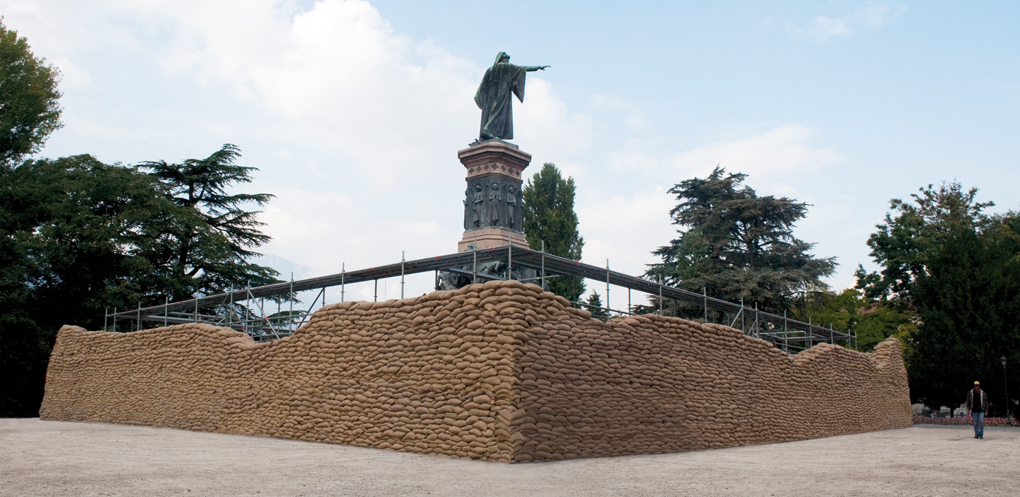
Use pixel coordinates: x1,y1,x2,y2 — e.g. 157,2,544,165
1002,355,1011,426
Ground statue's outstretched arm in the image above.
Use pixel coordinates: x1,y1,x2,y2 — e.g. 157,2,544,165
526,65,550,72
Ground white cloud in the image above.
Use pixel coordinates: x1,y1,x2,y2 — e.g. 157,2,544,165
579,124,845,289
607,150,661,172
259,185,458,277
60,111,179,142
800,16,855,41
789,4,907,42
590,93,648,130
127,0,591,189
50,57,91,89
576,186,676,278
859,4,902,29
605,124,844,181
668,124,845,177
516,77,594,166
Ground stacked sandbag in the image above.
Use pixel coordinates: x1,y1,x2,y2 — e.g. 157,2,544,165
40,280,911,463
41,280,535,462
511,291,912,462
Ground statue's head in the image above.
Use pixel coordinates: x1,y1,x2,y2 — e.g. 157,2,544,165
494,52,510,65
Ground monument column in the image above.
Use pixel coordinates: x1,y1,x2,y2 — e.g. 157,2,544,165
457,139,531,252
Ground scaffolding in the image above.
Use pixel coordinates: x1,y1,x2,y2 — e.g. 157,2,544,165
106,244,853,351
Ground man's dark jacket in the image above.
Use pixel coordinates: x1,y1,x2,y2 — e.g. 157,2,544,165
966,389,989,413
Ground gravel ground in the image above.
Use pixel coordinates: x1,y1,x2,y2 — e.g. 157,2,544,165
2,418,1018,496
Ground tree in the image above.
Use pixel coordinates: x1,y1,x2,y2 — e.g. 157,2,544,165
857,182,1019,415
139,144,278,300
523,163,585,302
648,166,835,314
854,182,993,304
908,218,1020,416
1,19,63,167
1,155,174,416
585,292,607,321
789,288,915,352
1,147,279,416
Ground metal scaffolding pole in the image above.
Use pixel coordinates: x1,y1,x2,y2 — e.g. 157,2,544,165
807,317,812,349
540,240,546,289
605,259,610,317
400,251,405,299
341,263,345,303
730,305,743,328
753,303,760,339
658,281,663,314
245,281,250,331
703,287,707,323
507,232,513,280
112,307,116,332
294,288,325,330
784,310,789,352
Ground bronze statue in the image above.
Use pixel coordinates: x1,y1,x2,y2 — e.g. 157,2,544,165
474,52,549,141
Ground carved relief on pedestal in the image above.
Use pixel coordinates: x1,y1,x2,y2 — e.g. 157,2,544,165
462,174,524,233
458,140,531,251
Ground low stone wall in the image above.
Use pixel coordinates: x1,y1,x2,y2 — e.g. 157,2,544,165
41,281,911,462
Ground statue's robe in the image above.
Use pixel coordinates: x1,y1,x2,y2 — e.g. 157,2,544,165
474,62,528,140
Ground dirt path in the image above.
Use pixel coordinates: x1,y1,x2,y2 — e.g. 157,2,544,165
2,418,1017,496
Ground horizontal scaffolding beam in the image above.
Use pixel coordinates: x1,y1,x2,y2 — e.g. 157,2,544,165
112,245,849,343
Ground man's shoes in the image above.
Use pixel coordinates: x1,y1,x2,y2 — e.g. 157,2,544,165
975,435,979,438
979,435,983,439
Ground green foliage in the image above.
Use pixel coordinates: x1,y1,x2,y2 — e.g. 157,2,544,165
648,166,835,313
906,214,1020,415
855,182,994,304
857,182,1019,415
139,144,278,299
0,147,279,416
1,155,173,416
789,289,914,352
585,292,607,321
523,163,585,302
1,19,63,167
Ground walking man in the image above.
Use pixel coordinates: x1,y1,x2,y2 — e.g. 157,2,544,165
966,381,989,439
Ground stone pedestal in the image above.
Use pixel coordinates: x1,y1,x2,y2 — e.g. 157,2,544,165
457,140,532,252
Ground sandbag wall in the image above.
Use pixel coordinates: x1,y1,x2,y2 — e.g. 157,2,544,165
41,280,912,463
513,312,911,461
41,284,528,462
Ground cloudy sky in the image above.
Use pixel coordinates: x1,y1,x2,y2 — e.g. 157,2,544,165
5,0,1018,304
